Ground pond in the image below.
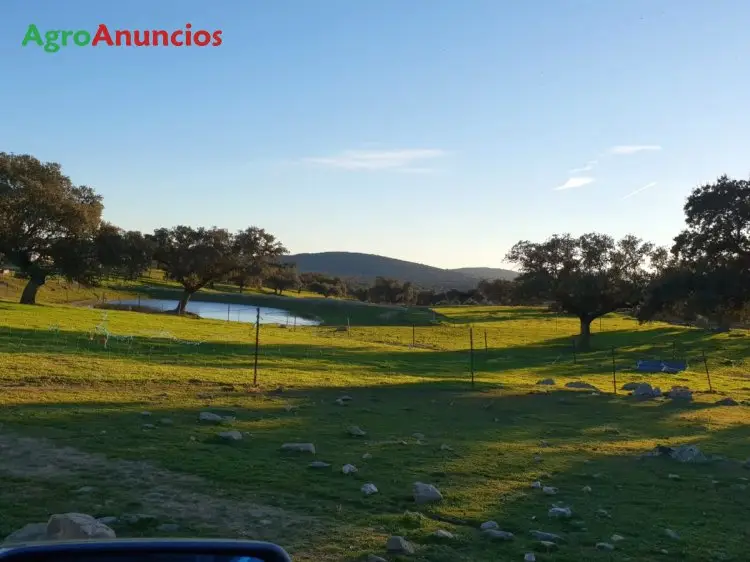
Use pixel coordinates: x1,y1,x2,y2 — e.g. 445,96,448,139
110,298,320,326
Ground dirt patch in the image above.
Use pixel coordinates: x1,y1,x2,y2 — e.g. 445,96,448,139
0,432,315,542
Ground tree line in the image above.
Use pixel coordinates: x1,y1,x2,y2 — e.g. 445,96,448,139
2,152,748,350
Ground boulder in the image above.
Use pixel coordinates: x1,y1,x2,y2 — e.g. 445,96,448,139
386,536,414,554
715,397,738,406
308,461,331,469
218,430,242,441
342,464,358,474
665,386,693,401
347,426,367,437
46,513,116,540
484,529,514,540
3,523,48,544
633,383,662,399
361,483,378,495
413,482,443,504
433,529,453,539
198,412,224,424
480,521,499,530
621,382,640,391
565,381,598,390
530,530,563,542
548,507,572,518
281,443,316,454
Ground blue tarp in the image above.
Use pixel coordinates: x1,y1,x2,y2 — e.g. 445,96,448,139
635,359,688,373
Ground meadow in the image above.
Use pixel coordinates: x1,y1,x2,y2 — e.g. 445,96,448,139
0,292,749,561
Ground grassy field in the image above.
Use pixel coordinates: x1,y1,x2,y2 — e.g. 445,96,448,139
1,298,749,561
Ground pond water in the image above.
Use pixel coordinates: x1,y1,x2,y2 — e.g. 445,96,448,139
111,298,320,326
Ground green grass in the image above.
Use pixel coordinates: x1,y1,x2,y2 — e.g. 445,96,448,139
1,299,749,561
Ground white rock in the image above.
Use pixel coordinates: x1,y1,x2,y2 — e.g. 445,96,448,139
611,534,625,542
582,485,592,493
530,530,562,542
440,443,453,451
668,473,681,480
596,509,611,518
524,553,536,562
548,507,572,518
433,529,453,539
361,483,378,495
339,395,353,402
47,513,116,540
198,412,224,424
542,486,558,495
308,461,331,469
484,529,514,540
3,522,47,544
348,425,367,437
74,486,96,494
342,464,358,474
218,430,242,441
413,481,443,504
596,542,615,551
534,455,543,463
281,443,316,454
413,432,425,440
335,398,346,406
367,556,387,562
386,535,414,554
141,411,152,417
565,381,598,390
362,453,373,460
142,423,156,429
97,517,118,525
665,528,680,540
480,521,499,530
531,481,542,489
159,418,174,426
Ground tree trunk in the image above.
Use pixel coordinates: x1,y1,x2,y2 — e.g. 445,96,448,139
176,289,193,314
20,276,45,305
578,316,593,350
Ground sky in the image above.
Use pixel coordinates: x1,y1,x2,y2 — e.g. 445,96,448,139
2,1,750,270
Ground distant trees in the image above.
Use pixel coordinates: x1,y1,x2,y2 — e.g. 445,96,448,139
0,153,104,304
265,264,300,295
298,272,347,298
506,233,661,349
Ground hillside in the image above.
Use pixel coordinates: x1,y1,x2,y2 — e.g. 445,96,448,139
284,251,515,290
449,266,517,281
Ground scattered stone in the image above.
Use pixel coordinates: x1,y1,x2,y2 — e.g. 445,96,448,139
308,461,331,469
339,395,353,402
621,382,640,391
480,521,499,531
281,443,316,454
157,523,179,533
582,485,592,493
218,430,242,441
47,513,116,540
97,517,118,525
633,383,662,400
198,412,224,424
530,530,562,542
386,536,414,555
540,440,550,447
565,381,598,390
367,556,387,562
433,529,453,539
646,444,708,463
335,398,346,406
347,425,367,437
534,454,543,463
715,397,738,406
142,423,156,430
440,444,453,451
413,482,443,504
484,529,514,540
141,411,152,417
548,507,572,518
74,486,96,494
537,379,556,385
665,386,693,401
665,528,680,540
542,486,558,495
361,483,378,495
3,522,48,544
596,509,611,518
189,436,196,442
259,519,272,526
412,432,425,440
531,481,542,489
342,464,358,474
611,534,625,542
536,540,558,551
362,453,373,460
159,418,174,426
668,473,681,480
524,553,536,562
596,542,615,551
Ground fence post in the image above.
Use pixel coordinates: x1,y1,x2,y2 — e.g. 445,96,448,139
672,341,676,360
702,350,713,392
484,330,488,353
611,346,617,394
572,339,577,364
253,307,260,386
469,327,475,389
347,316,351,336
412,324,416,347
293,315,297,331
227,303,231,322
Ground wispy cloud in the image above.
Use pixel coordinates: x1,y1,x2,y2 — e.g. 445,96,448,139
621,181,657,200
554,177,595,191
569,160,598,174
609,145,662,155
302,149,446,171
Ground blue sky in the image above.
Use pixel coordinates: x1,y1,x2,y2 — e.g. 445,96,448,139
2,1,749,269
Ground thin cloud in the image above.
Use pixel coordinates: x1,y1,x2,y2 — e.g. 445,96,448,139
554,177,595,191
621,181,657,200
569,160,598,174
609,145,662,155
302,149,446,171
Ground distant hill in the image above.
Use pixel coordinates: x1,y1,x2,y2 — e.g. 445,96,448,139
449,267,517,281
284,252,516,291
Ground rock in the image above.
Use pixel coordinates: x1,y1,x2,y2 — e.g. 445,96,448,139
47,513,116,540
665,528,680,540
530,530,562,542
339,395,353,402
198,412,224,424
361,483,378,495
412,432,425,440
537,540,558,551
534,454,543,463
413,482,443,504
3,522,48,544
548,507,572,518
542,486,558,495
633,383,662,400
716,397,738,406
159,418,174,426
141,411,152,417
157,523,179,533
97,517,118,525
342,464,358,474
433,529,453,539
440,444,453,451
367,556,387,562
670,444,707,463
621,382,640,391
218,430,242,441
582,485,592,493
524,553,536,562
142,423,156,429
596,509,611,518
536,379,556,385
611,534,625,542
386,536,414,555
335,398,346,406
540,440,550,447
74,486,96,494
348,425,367,437
596,542,615,551
569,520,586,529
531,481,542,489
665,386,693,401
362,453,373,460
668,473,681,480
480,521,499,530
565,381,598,390
484,529,514,540
308,461,331,469
281,443,316,454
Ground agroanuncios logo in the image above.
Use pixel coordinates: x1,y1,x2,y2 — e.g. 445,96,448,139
21,23,223,53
